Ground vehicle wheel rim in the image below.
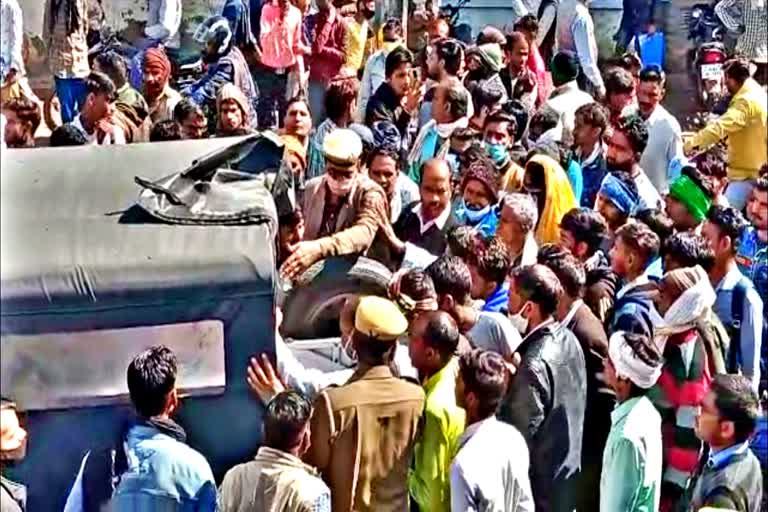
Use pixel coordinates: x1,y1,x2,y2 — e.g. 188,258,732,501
304,293,356,337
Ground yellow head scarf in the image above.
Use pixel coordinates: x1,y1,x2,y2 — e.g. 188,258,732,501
527,154,578,245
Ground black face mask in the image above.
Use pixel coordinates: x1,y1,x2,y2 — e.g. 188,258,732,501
363,7,375,19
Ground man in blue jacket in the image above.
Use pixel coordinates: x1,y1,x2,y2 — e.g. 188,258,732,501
111,346,217,510
185,15,258,127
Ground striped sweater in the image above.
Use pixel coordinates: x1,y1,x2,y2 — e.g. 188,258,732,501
647,329,713,494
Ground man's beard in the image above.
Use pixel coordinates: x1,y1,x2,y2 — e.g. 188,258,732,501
145,84,163,100
466,67,490,82
607,158,633,174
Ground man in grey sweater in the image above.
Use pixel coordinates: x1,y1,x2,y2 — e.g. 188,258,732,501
684,374,763,511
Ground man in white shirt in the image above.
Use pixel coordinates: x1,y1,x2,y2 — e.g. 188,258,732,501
636,65,683,193
452,349,535,512
394,159,457,257
544,50,595,138
605,112,661,211
0,0,40,105
556,0,605,97
70,72,126,145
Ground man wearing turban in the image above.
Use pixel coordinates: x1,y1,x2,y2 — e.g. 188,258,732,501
600,331,664,512
143,47,181,124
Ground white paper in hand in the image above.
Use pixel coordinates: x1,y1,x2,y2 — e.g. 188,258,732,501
402,242,439,270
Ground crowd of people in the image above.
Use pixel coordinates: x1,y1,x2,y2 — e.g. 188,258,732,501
1,0,768,511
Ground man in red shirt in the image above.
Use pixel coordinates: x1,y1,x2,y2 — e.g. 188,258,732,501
304,0,346,125
258,0,308,129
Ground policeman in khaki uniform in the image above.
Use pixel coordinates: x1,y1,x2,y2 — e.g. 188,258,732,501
280,129,400,280
304,296,426,512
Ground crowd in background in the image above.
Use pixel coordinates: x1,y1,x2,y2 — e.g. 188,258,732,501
1,0,768,511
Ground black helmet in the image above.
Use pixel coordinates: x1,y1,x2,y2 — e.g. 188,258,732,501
193,15,233,58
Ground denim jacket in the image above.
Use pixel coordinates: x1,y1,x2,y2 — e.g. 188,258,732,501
111,424,217,511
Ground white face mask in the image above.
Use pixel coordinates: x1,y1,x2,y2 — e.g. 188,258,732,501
326,174,354,196
508,301,530,335
341,333,358,362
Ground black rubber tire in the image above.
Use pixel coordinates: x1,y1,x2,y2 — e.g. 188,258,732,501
280,256,391,339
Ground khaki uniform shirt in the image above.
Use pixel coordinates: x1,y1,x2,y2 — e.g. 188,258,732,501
302,175,397,263
305,365,426,512
148,84,182,124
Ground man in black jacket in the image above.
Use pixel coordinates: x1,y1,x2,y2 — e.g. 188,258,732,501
499,264,587,512
394,159,457,257
684,374,763,511
365,46,422,144
537,246,614,512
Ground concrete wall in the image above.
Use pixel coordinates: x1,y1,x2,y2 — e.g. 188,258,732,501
19,0,224,40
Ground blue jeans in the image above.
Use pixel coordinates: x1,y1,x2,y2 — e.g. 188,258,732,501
308,79,326,127
55,77,88,123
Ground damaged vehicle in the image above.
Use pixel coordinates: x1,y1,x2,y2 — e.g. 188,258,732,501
0,133,388,510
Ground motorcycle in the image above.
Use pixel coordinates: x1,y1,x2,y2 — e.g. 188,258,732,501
439,0,473,44
687,2,729,111
43,28,204,131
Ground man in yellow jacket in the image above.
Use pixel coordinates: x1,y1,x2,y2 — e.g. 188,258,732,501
684,58,768,210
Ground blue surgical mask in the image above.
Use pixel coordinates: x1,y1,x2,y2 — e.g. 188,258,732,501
457,198,492,224
485,142,508,165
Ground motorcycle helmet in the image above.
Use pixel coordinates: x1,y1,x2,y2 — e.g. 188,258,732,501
193,15,233,60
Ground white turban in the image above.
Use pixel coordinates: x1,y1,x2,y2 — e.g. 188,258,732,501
609,331,663,389
654,265,717,351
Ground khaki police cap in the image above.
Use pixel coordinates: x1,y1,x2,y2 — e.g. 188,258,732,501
354,296,408,341
323,128,363,167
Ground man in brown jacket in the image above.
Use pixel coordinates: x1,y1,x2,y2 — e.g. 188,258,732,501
280,128,394,279
304,296,426,511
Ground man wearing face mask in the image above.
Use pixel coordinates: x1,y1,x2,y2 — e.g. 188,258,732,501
1,399,27,512
304,296,425,511
499,264,587,512
219,391,331,511
454,160,500,238
281,129,392,280
484,110,525,193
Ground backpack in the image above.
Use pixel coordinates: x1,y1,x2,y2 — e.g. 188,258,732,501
726,277,767,383
696,309,730,375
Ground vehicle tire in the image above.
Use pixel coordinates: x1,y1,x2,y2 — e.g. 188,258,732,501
280,256,392,340
43,93,62,131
